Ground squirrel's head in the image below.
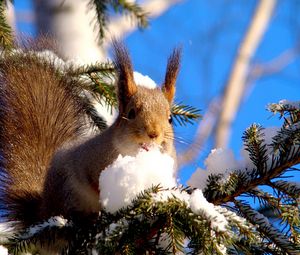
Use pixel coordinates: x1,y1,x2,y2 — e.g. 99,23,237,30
112,42,181,157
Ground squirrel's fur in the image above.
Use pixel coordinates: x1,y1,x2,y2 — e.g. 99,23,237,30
0,42,181,230
0,51,87,227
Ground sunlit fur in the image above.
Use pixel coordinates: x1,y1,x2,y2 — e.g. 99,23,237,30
0,52,86,226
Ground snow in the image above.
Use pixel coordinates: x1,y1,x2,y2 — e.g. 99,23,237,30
188,148,240,190
151,189,229,233
99,146,176,213
188,125,282,189
99,144,229,231
215,206,248,228
99,146,227,233
151,188,190,204
8,49,70,70
133,71,157,89
0,221,15,243
189,189,228,232
35,50,67,69
187,167,208,190
0,246,7,255
268,100,300,114
278,99,300,109
205,148,239,173
21,216,70,239
150,188,229,242
215,243,227,255
93,99,117,127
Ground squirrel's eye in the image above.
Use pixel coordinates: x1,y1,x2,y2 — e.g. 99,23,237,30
168,115,173,124
128,108,136,119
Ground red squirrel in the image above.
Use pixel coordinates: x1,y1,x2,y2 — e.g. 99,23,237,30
0,42,181,229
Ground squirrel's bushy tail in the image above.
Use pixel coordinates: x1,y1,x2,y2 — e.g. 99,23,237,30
0,53,86,227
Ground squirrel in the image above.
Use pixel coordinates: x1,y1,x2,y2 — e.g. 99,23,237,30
0,41,181,229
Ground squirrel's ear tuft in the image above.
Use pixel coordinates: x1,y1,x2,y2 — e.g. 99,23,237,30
113,40,137,113
162,47,181,104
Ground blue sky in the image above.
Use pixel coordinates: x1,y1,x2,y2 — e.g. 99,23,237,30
14,0,300,184
125,0,300,183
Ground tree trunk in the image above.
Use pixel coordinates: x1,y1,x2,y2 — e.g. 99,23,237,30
215,0,276,148
33,0,104,63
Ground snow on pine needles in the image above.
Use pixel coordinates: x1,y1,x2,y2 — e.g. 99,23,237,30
188,125,282,190
99,145,229,233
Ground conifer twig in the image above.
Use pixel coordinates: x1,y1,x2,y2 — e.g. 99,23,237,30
0,0,13,50
210,153,300,205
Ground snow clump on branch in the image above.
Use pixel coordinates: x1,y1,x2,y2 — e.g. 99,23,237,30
188,148,240,190
188,125,281,190
99,146,176,213
0,245,7,255
99,146,229,233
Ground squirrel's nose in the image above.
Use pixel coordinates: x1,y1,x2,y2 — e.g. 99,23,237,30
148,131,158,139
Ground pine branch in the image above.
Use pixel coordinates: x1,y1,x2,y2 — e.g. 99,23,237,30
0,0,13,50
67,62,117,109
205,118,300,205
110,0,149,28
68,62,115,76
4,187,235,254
271,122,300,156
81,97,108,132
242,124,269,173
89,0,108,43
270,180,300,199
4,186,299,253
66,62,116,131
7,217,73,254
268,100,300,122
171,103,202,126
229,238,286,255
89,0,149,43
248,188,281,217
268,101,300,137
235,200,300,255
249,188,299,238
165,213,185,254
206,151,300,205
